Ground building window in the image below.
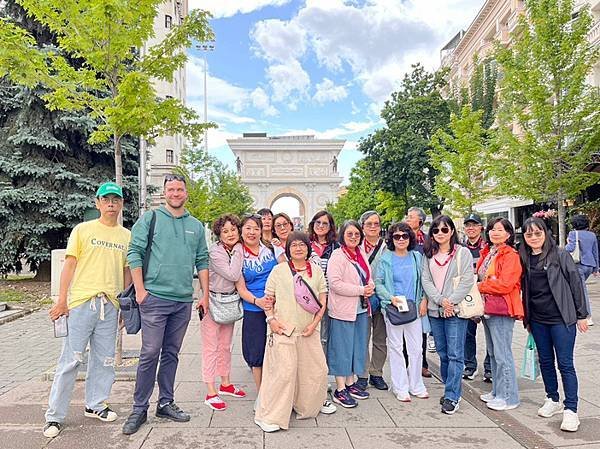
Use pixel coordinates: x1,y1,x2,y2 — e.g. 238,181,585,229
165,15,172,28
166,149,174,164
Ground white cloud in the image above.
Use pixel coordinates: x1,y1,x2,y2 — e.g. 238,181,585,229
186,56,278,118
251,19,307,63
266,60,311,103
313,78,348,104
250,87,278,116
189,0,291,19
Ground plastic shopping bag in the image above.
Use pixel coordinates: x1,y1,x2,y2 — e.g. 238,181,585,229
520,334,539,381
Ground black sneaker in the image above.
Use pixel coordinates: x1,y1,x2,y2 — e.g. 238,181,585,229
441,398,459,415
483,371,492,383
122,411,147,435
439,396,445,406
43,421,62,438
85,406,118,422
369,375,389,390
332,389,358,408
355,377,368,391
156,401,190,422
462,368,478,380
346,383,370,400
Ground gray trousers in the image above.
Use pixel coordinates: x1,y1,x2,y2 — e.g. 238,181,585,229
132,294,192,413
363,310,388,377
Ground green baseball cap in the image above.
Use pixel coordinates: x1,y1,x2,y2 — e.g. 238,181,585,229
96,182,123,198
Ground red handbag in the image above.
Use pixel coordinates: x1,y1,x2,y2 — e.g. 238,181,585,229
484,294,509,316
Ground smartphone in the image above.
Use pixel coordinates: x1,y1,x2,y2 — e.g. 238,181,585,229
54,315,68,338
198,307,205,321
281,326,295,337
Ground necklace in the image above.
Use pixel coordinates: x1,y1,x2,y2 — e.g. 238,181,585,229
434,246,457,267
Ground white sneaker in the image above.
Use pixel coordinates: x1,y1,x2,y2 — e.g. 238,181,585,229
427,336,436,353
538,398,563,418
43,422,61,438
588,317,594,326
320,400,337,414
480,392,495,403
560,409,580,432
254,419,280,432
486,398,519,411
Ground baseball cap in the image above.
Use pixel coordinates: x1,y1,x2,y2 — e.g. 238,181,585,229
96,182,123,198
464,213,482,225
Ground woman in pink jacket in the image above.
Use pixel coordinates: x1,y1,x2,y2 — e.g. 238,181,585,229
202,214,247,411
327,220,375,409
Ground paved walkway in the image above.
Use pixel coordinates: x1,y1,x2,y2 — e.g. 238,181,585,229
1,277,599,449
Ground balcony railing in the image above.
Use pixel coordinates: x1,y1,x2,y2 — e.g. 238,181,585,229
590,19,600,46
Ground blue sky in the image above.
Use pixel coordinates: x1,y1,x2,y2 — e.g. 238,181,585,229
186,0,485,191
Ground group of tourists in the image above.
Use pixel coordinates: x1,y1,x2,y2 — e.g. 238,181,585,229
43,175,598,439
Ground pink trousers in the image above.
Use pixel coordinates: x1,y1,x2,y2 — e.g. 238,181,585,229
201,311,235,383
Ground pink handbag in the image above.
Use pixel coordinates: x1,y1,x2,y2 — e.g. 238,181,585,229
289,263,322,314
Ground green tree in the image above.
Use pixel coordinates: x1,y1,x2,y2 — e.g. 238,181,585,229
0,2,139,279
326,159,406,225
430,106,495,216
177,149,254,226
494,0,600,245
0,0,215,189
360,64,452,217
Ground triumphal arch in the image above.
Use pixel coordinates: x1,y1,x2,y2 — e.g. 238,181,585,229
226,133,344,225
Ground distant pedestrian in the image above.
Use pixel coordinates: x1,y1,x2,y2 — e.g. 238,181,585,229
520,217,588,432
122,174,209,435
202,214,247,411
565,214,598,326
44,182,130,438
477,217,523,412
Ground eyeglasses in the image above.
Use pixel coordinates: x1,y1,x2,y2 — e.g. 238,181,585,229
274,222,291,229
290,242,307,249
363,222,381,228
524,231,544,238
99,197,122,204
432,227,450,235
464,223,481,229
345,232,361,238
392,233,409,241
163,174,186,184
314,220,330,228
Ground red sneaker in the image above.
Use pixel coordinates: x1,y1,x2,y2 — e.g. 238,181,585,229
204,394,227,411
219,384,247,398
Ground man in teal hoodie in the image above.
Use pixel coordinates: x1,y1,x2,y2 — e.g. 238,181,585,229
122,174,209,435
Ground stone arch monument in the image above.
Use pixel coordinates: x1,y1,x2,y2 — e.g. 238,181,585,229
227,133,344,225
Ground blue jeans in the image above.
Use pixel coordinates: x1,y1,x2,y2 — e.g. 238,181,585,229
530,321,578,412
464,319,491,372
577,263,594,316
429,316,468,402
483,316,519,406
46,296,118,423
132,294,192,413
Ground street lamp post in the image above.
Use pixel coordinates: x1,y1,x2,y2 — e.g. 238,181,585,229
197,42,215,153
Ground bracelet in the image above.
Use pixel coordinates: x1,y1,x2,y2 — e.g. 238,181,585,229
252,297,257,305
265,315,276,323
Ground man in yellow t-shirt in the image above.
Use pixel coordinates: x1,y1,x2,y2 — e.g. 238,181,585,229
43,182,131,439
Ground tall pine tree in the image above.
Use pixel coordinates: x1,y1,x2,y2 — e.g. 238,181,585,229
0,1,139,279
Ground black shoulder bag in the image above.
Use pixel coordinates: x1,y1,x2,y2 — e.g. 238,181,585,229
118,211,157,334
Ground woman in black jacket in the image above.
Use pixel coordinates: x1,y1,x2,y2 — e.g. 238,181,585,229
519,217,588,433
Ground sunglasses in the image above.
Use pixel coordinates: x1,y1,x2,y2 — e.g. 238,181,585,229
432,227,451,235
392,233,409,241
163,174,186,184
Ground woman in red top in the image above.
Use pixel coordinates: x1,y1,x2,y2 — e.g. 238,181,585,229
476,217,523,412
